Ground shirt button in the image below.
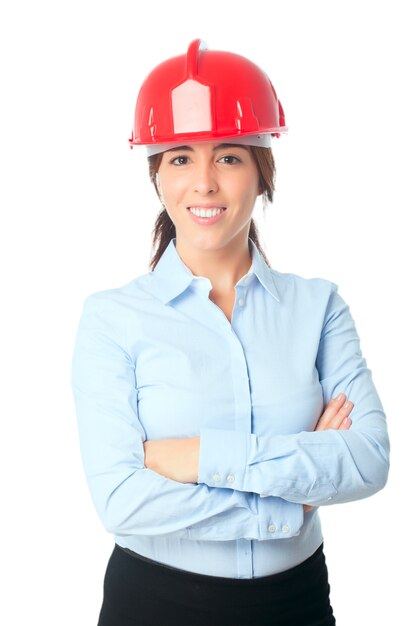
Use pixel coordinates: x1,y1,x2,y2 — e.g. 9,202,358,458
282,524,290,533
267,524,277,533
226,474,235,483
238,298,245,306
212,473,221,482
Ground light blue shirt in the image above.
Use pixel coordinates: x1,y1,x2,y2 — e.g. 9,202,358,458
71,237,390,579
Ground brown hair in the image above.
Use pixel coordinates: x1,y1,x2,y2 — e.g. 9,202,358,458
147,146,275,271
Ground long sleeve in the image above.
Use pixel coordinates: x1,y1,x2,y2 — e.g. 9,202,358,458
71,295,304,541
198,283,390,507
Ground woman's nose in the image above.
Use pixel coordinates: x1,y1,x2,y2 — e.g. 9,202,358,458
193,163,219,195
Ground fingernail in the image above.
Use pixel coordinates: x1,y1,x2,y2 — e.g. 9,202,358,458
343,417,350,425
344,400,351,408
335,393,343,401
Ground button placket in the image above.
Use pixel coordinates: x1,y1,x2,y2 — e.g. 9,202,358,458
235,280,248,310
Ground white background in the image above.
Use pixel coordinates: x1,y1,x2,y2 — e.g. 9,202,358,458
1,1,415,624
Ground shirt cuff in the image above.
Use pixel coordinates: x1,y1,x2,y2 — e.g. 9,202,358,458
256,496,304,540
198,427,250,492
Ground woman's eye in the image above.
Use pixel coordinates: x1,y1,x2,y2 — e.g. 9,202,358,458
170,155,189,165
218,155,241,164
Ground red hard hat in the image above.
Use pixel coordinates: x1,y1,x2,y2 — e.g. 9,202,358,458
129,39,287,149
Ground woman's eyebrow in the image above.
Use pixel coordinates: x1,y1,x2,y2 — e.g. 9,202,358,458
165,143,249,153
165,145,193,153
214,143,249,151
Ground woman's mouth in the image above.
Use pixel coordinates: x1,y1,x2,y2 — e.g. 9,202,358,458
187,206,227,225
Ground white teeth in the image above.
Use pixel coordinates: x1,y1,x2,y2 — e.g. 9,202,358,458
189,207,224,218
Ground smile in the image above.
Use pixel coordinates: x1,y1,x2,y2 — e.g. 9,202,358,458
188,207,226,217
186,206,227,225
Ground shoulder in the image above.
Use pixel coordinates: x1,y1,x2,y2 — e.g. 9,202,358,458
269,269,349,330
268,268,345,324
76,272,155,330
84,272,151,304
270,268,338,302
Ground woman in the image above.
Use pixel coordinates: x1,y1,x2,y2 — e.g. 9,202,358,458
71,39,390,626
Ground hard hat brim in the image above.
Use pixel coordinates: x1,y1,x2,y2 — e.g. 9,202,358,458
143,131,288,157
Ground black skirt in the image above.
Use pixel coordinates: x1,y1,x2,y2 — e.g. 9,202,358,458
97,542,336,626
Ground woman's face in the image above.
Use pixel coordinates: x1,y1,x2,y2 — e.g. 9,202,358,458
156,141,261,254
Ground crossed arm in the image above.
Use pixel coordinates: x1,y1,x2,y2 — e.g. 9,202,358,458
144,392,354,511
72,285,389,539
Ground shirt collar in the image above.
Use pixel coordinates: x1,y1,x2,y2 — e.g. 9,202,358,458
150,237,281,305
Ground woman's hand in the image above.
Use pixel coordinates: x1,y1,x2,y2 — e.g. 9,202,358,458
144,436,200,483
303,393,354,512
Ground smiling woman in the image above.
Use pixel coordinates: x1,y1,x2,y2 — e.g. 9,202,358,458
71,38,389,626
151,141,268,317
148,142,276,272
156,142,260,280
